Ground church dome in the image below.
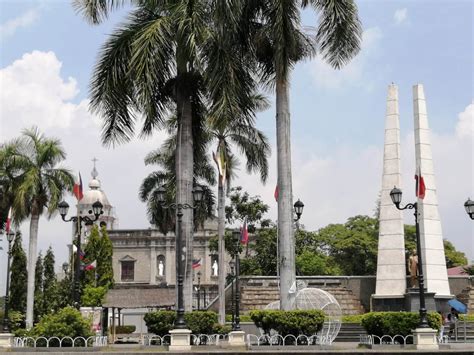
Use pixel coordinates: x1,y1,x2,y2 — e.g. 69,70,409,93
78,161,111,208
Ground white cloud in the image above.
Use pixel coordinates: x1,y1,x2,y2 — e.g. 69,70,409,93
394,8,408,25
0,8,39,40
305,27,383,90
456,102,474,139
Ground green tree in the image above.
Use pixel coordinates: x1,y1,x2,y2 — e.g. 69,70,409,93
296,250,340,276
9,232,27,315
83,225,101,287
443,239,467,268
97,226,114,288
33,253,44,322
0,127,74,328
81,285,107,307
250,0,362,309
42,247,58,314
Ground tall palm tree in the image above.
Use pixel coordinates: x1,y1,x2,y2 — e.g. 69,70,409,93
0,127,74,328
249,0,362,310
74,0,261,310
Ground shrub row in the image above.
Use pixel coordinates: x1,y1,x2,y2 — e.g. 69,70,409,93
249,310,325,336
110,325,136,334
361,312,442,337
144,311,230,336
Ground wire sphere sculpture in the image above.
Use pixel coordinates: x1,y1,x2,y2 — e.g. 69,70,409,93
264,287,342,343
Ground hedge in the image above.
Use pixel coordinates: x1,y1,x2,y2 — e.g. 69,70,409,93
249,310,325,337
144,311,220,336
110,325,136,334
361,312,442,338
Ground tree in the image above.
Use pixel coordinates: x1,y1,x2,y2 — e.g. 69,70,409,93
443,239,468,268
9,232,27,315
0,127,74,328
42,247,58,314
74,0,261,312
249,0,362,309
33,253,44,322
97,226,114,289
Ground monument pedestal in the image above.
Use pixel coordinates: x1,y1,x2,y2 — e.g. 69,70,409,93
371,295,405,312
412,328,438,350
405,289,436,312
228,330,246,347
0,333,14,348
168,329,192,351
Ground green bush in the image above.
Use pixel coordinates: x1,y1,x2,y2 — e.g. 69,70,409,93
9,311,25,332
225,314,252,322
341,314,364,323
249,310,325,337
81,286,107,307
144,311,220,336
29,306,93,339
361,312,442,338
212,323,232,335
111,325,136,334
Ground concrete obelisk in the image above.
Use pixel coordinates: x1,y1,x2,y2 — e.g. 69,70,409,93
413,84,451,297
372,84,406,310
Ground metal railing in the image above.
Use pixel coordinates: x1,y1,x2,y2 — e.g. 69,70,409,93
13,336,107,348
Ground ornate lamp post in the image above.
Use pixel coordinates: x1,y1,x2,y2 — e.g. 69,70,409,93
390,187,429,328
2,231,15,332
156,185,203,329
293,199,304,230
464,198,474,220
231,230,241,331
197,271,201,311
58,200,103,308
229,260,235,328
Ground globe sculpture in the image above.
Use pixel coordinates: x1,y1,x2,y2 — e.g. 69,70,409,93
264,287,342,343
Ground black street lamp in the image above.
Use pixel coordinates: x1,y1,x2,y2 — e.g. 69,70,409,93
390,187,429,328
58,200,103,308
294,199,304,221
231,230,241,331
229,260,235,328
197,271,201,311
3,231,15,332
157,185,203,329
464,198,474,220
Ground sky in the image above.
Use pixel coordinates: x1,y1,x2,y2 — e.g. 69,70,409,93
0,0,473,293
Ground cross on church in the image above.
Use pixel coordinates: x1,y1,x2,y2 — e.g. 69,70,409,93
91,157,99,179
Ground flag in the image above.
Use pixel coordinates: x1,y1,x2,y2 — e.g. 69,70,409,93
85,260,96,271
212,144,226,184
240,220,248,245
5,207,12,233
415,167,426,199
274,185,279,202
192,258,202,269
73,172,84,201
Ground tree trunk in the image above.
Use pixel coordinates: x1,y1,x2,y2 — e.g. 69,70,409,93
26,211,40,329
217,178,226,324
275,75,296,310
176,58,194,313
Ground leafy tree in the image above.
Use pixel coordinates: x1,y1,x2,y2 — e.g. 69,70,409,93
97,226,114,289
9,232,27,314
443,239,467,268
33,253,44,322
83,225,101,287
81,286,107,307
0,127,74,328
296,250,341,276
248,0,362,309
43,247,58,314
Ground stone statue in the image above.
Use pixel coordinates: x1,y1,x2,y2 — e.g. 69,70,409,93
408,249,418,288
158,260,164,276
212,260,218,276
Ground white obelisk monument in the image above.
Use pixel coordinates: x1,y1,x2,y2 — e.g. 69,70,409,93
373,84,407,306
413,84,451,297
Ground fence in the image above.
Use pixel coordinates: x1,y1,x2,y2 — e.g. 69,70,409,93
143,334,227,346
246,334,333,346
13,336,108,348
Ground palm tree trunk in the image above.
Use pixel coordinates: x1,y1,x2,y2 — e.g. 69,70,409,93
176,57,194,313
276,75,296,311
26,212,40,329
217,178,226,324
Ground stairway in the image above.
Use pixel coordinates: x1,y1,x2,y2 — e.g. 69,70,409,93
334,323,367,342
240,284,365,315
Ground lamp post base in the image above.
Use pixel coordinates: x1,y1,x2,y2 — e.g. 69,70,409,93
168,328,192,351
228,330,246,347
0,333,14,348
412,327,438,350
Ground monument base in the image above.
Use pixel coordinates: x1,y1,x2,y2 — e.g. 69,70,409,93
412,327,438,350
228,330,246,347
405,289,436,312
0,333,14,348
371,295,405,312
168,329,192,351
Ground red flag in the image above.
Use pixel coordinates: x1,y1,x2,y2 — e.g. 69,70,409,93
415,168,426,199
73,172,83,201
240,220,249,245
85,260,96,271
5,207,12,233
192,258,202,269
274,185,279,202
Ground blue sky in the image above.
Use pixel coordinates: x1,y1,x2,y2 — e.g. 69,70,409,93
1,0,473,291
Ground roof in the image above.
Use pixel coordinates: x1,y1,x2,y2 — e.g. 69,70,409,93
103,287,175,309
447,265,470,276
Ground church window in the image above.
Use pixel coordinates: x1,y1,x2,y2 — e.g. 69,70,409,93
121,261,135,281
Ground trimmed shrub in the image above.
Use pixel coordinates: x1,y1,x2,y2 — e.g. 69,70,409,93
225,314,252,322
212,323,232,335
29,306,93,338
249,310,325,337
144,311,220,336
111,325,136,334
361,312,442,338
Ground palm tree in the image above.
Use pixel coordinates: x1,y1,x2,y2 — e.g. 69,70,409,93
249,0,362,310
0,127,74,328
74,0,261,310
210,97,270,324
